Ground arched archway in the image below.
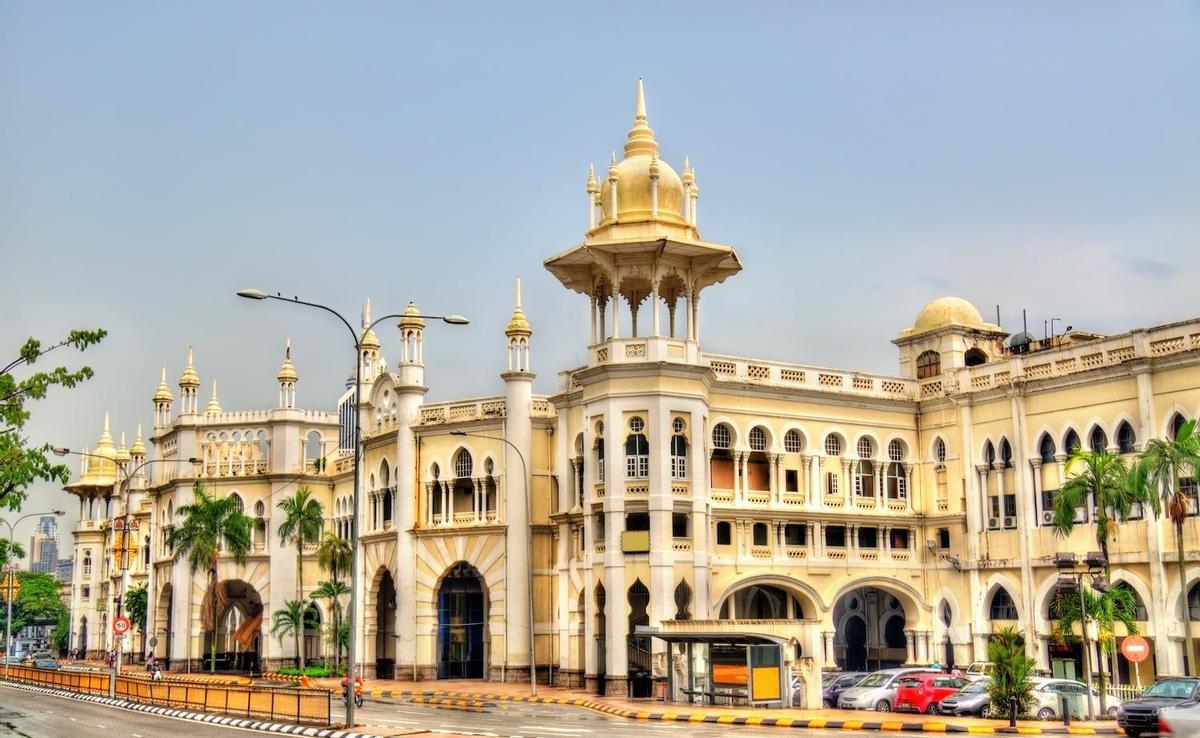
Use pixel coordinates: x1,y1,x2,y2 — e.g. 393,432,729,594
843,615,867,670
832,584,920,670
155,583,174,665
374,568,396,678
303,603,322,663
436,561,486,679
200,579,263,672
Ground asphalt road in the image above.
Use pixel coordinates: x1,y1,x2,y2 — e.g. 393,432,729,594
354,697,881,738
0,686,253,737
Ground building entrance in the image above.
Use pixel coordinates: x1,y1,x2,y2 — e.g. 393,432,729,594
437,562,485,679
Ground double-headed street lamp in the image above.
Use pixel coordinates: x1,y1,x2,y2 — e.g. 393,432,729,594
236,288,467,729
1054,550,1109,721
52,447,201,689
449,430,536,696
2,509,66,678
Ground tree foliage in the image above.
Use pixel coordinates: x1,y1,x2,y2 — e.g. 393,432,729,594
313,578,350,667
50,608,69,655
0,571,67,634
987,626,1035,720
0,539,26,568
1,329,107,510
276,486,324,620
125,583,148,632
270,599,306,671
315,532,351,586
1051,449,1140,575
1052,585,1139,714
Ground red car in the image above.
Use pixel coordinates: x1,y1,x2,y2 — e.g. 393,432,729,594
895,673,970,714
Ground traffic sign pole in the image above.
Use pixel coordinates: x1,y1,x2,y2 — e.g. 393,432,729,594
4,564,14,681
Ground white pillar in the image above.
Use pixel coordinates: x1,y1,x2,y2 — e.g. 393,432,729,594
503,363,535,677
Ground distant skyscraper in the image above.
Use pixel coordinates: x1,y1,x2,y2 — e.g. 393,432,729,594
29,515,59,574
55,558,73,583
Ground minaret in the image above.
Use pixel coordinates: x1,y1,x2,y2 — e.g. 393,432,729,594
204,379,222,415
178,348,200,415
502,278,535,681
392,300,428,676
360,298,381,380
153,366,173,428
586,164,600,229
277,339,297,409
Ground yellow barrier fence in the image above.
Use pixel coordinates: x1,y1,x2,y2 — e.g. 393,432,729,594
3,666,332,726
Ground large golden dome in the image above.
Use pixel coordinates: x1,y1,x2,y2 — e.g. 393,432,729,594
912,296,986,334
596,80,688,227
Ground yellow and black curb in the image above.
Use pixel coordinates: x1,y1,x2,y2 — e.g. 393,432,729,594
259,672,304,684
357,689,1125,735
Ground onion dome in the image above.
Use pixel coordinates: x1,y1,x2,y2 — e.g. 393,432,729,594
505,278,532,338
130,424,147,457
912,297,987,334
204,380,222,414
359,298,381,349
115,432,131,464
277,339,298,382
178,347,200,388
78,413,118,485
597,81,687,226
153,365,173,403
398,301,426,331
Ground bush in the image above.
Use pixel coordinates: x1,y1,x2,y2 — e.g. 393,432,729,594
277,665,331,677
987,626,1035,720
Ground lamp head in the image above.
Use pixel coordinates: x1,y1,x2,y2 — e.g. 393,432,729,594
51,447,70,457
236,289,270,300
450,431,467,437
442,315,470,325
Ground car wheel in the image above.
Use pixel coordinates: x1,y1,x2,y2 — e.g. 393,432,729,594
1125,730,1141,737
926,703,939,715
1107,707,1119,718
1037,708,1055,720
979,705,992,719
823,700,833,708
875,699,892,712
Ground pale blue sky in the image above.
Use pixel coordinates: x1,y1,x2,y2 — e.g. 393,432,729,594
3,2,1198,547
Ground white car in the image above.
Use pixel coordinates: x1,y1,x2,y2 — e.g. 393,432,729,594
837,668,939,712
1161,703,1200,738
1031,678,1122,719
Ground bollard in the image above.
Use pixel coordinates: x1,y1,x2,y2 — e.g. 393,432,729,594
1061,695,1071,726
1010,696,1018,727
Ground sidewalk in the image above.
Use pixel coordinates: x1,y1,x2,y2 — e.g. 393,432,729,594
311,677,1126,735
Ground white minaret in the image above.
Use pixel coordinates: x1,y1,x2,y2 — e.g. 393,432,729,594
178,347,199,415
393,301,427,675
152,366,173,428
277,339,297,409
503,278,535,681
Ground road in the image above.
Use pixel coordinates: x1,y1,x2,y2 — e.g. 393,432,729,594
0,683,878,738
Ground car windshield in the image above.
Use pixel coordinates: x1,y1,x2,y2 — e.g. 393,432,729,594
962,681,990,694
822,674,837,687
1144,680,1199,699
857,673,892,688
898,678,923,688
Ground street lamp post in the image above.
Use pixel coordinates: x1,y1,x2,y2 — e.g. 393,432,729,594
236,288,466,728
52,448,200,692
2,509,66,679
449,430,536,696
1054,551,1108,721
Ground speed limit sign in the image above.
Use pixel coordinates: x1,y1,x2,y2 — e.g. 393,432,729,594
113,616,131,635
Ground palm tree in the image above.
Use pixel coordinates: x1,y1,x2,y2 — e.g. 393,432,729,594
986,626,1035,720
312,579,350,668
270,600,306,672
315,531,352,586
1140,419,1200,676
167,483,253,673
276,487,325,603
1052,586,1140,715
1051,448,1138,577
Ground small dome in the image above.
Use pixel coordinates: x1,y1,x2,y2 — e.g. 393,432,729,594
179,347,200,388
204,380,222,414
115,434,131,464
505,279,532,338
130,426,147,457
1005,331,1036,348
277,340,297,382
912,297,986,334
153,366,173,403
360,327,381,350
398,302,425,331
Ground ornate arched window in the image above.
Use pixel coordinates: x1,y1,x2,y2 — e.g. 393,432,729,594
933,437,947,464
989,587,1018,620
916,350,941,379
454,449,473,479
1113,582,1148,621
1038,433,1056,464
784,430,803,454
824,434,843,457
1089,426,1108,453
594,422,606,483
625,417,649,479
229,493,244,513
1064,429,1081,454
748,427,768,451
712,424,731,450
1117,422,1136,454
1000,438,1013,467
673,580,692,620
670,434,688,480
964,348,988,367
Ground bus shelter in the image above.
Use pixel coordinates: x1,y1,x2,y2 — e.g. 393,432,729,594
636,625,788,708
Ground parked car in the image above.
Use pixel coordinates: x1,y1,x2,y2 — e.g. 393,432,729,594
1118,678,1200,737
1031,678,1122,719
1160,702,1200,738
963,661,995,682
838,668,938,712
33,658,60,670
939,679,993,717
823,672,869,708
896,673,970,714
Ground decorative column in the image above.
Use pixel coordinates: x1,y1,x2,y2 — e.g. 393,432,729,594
917,632,930,664
905,630,916,665
976,464,990,529
611,292,620,340
823,632,837,669
903,463,914,511
589,295,598,345
1029,459,1043,525
768,453,780,502
875,459,884,509
474,479,483,523
800,455,811,502
650,284,661,337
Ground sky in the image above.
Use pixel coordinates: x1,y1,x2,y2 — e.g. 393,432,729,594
2,2,1198,554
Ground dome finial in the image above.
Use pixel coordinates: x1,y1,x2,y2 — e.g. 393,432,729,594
362,297,372,329
623,78,658,159
179,346,200,388
205,379,222,414
278,338,298,382
103,411,110,433
505,277,532,338
154,364,173,403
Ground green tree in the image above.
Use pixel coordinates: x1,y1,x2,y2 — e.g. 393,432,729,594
166,484,253,672
125,583,148,658
325,620,350,673
270,599,306,671
1,571,67,634
987,626,1035,720
1,329,106,510
0,539,26,568
1051,448,1139,576
312,579,350,667
1140,419,1200,676
277,487,324,602
50,608,69,655
1052,586,1139,716
315,531,351,586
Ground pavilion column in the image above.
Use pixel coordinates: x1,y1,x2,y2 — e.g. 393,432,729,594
651,285,660,336
667,298,677,338
917,632,930,664
903,463,914,510
598,298,607,342
473,479,483,523
589,295,598,345
823,632,837,669
905,630,917,664
611,292,620,339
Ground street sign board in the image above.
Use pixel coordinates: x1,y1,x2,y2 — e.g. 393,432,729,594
149,637,158,647
113,616,131,635
1121,635,1151,663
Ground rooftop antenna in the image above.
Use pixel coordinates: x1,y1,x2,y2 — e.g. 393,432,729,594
996,305,1001,326
1023,309,1028,335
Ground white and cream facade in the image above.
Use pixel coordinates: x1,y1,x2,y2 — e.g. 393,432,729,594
65,82,1200,697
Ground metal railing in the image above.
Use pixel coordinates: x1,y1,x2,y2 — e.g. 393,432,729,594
3,665,332,726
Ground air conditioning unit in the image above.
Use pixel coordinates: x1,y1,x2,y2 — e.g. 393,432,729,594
1003,516,1017,529
1187,498,1199,516
987,517,1000,530
1041,510,1054,525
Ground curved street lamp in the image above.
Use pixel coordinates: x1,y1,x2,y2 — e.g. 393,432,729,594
236,288,467,728
2,509,66,679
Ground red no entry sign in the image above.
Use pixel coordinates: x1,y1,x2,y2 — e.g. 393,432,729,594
1121,636,1150,663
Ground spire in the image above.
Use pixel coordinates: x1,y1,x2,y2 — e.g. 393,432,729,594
362,297,372,329
154,364,173,403
277,338,298,382
179,346,200,388
116,431,131,463
360,298,381,350
205,379,222,414
623,78,658,159
505,277,532,338
586,163,599,194
131,424,146,457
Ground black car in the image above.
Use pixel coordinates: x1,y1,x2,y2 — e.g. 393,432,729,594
1118,678,1200,736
